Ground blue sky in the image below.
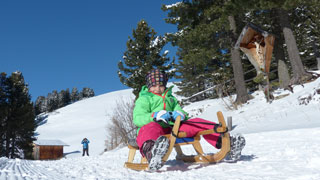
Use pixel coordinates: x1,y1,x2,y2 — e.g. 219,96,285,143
0,0,179,101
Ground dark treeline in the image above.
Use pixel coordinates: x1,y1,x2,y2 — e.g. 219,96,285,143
34,87,95,115
0,71,36,159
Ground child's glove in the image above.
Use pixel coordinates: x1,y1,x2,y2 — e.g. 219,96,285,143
171,110,186,121
152,110,172,124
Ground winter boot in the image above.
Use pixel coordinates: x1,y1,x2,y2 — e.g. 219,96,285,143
142,140,155,163
148,136,170,171
225,133,246,162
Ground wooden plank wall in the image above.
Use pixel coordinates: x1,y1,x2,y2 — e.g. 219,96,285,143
39,146,63,160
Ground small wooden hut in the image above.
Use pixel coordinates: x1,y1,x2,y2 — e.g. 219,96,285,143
33,139,69,160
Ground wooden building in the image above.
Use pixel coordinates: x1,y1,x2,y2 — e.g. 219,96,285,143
33,139,69,160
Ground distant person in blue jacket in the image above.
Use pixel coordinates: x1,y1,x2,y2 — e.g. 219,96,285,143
81,138,90,156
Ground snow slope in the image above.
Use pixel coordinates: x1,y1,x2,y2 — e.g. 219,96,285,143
35,89,135,156
1,75,320,179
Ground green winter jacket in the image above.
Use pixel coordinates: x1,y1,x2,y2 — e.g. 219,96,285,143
133,85,189,135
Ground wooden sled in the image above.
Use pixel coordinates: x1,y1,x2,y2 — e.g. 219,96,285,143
124,111,231,171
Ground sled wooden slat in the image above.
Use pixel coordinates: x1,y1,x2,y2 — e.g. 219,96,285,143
162,116,181,162
124,162,149,171
164,131,187,139
127,145,136,163
124,111,231,170
195,126,228,136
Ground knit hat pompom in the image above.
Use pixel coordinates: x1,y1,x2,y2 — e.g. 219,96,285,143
146,69,168,89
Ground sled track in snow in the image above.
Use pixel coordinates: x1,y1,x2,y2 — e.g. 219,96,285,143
0,158,69,180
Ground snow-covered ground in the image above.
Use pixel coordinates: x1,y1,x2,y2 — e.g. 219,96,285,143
1,74,320,179
35,88,135,157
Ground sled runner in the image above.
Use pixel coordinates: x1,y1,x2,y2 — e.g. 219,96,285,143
124,111,231,171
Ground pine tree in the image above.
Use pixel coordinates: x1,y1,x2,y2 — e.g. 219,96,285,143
213,0,253,103
64,88,71,106
163,1,218,100
256,0,314,84
291,0,320,70
118,20,173,98
79,87,95,99
4,71,36,158
46,90,59,112
58,90,67,108
34,96,47,115
162,0,249,103
71,87,79,103
0,72,9,156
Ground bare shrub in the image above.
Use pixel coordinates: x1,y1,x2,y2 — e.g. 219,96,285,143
215,82,239,110
105,97,137,151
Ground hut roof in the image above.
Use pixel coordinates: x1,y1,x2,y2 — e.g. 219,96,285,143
34,139,69,146
235,23,274,49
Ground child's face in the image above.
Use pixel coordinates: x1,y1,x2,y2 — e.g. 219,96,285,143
149,84,165,94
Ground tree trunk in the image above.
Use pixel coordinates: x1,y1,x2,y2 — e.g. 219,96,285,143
11,134,15,158
5,131,10,158
0,135,2,156
278,60,291,88
312,40,320,70
273,12,290,89
276,8,312,84
228,16,250,104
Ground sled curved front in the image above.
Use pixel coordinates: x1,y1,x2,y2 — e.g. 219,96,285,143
124,111,230,170
175,111,231,163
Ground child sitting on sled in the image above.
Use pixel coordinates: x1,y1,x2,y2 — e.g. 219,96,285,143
133,69,245,170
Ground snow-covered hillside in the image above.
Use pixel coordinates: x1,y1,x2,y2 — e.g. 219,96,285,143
1,75,320,179
36,89,135,156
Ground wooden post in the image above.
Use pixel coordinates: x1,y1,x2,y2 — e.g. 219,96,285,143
227,116,232,131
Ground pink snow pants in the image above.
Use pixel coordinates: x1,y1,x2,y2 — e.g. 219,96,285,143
136,118,220,156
